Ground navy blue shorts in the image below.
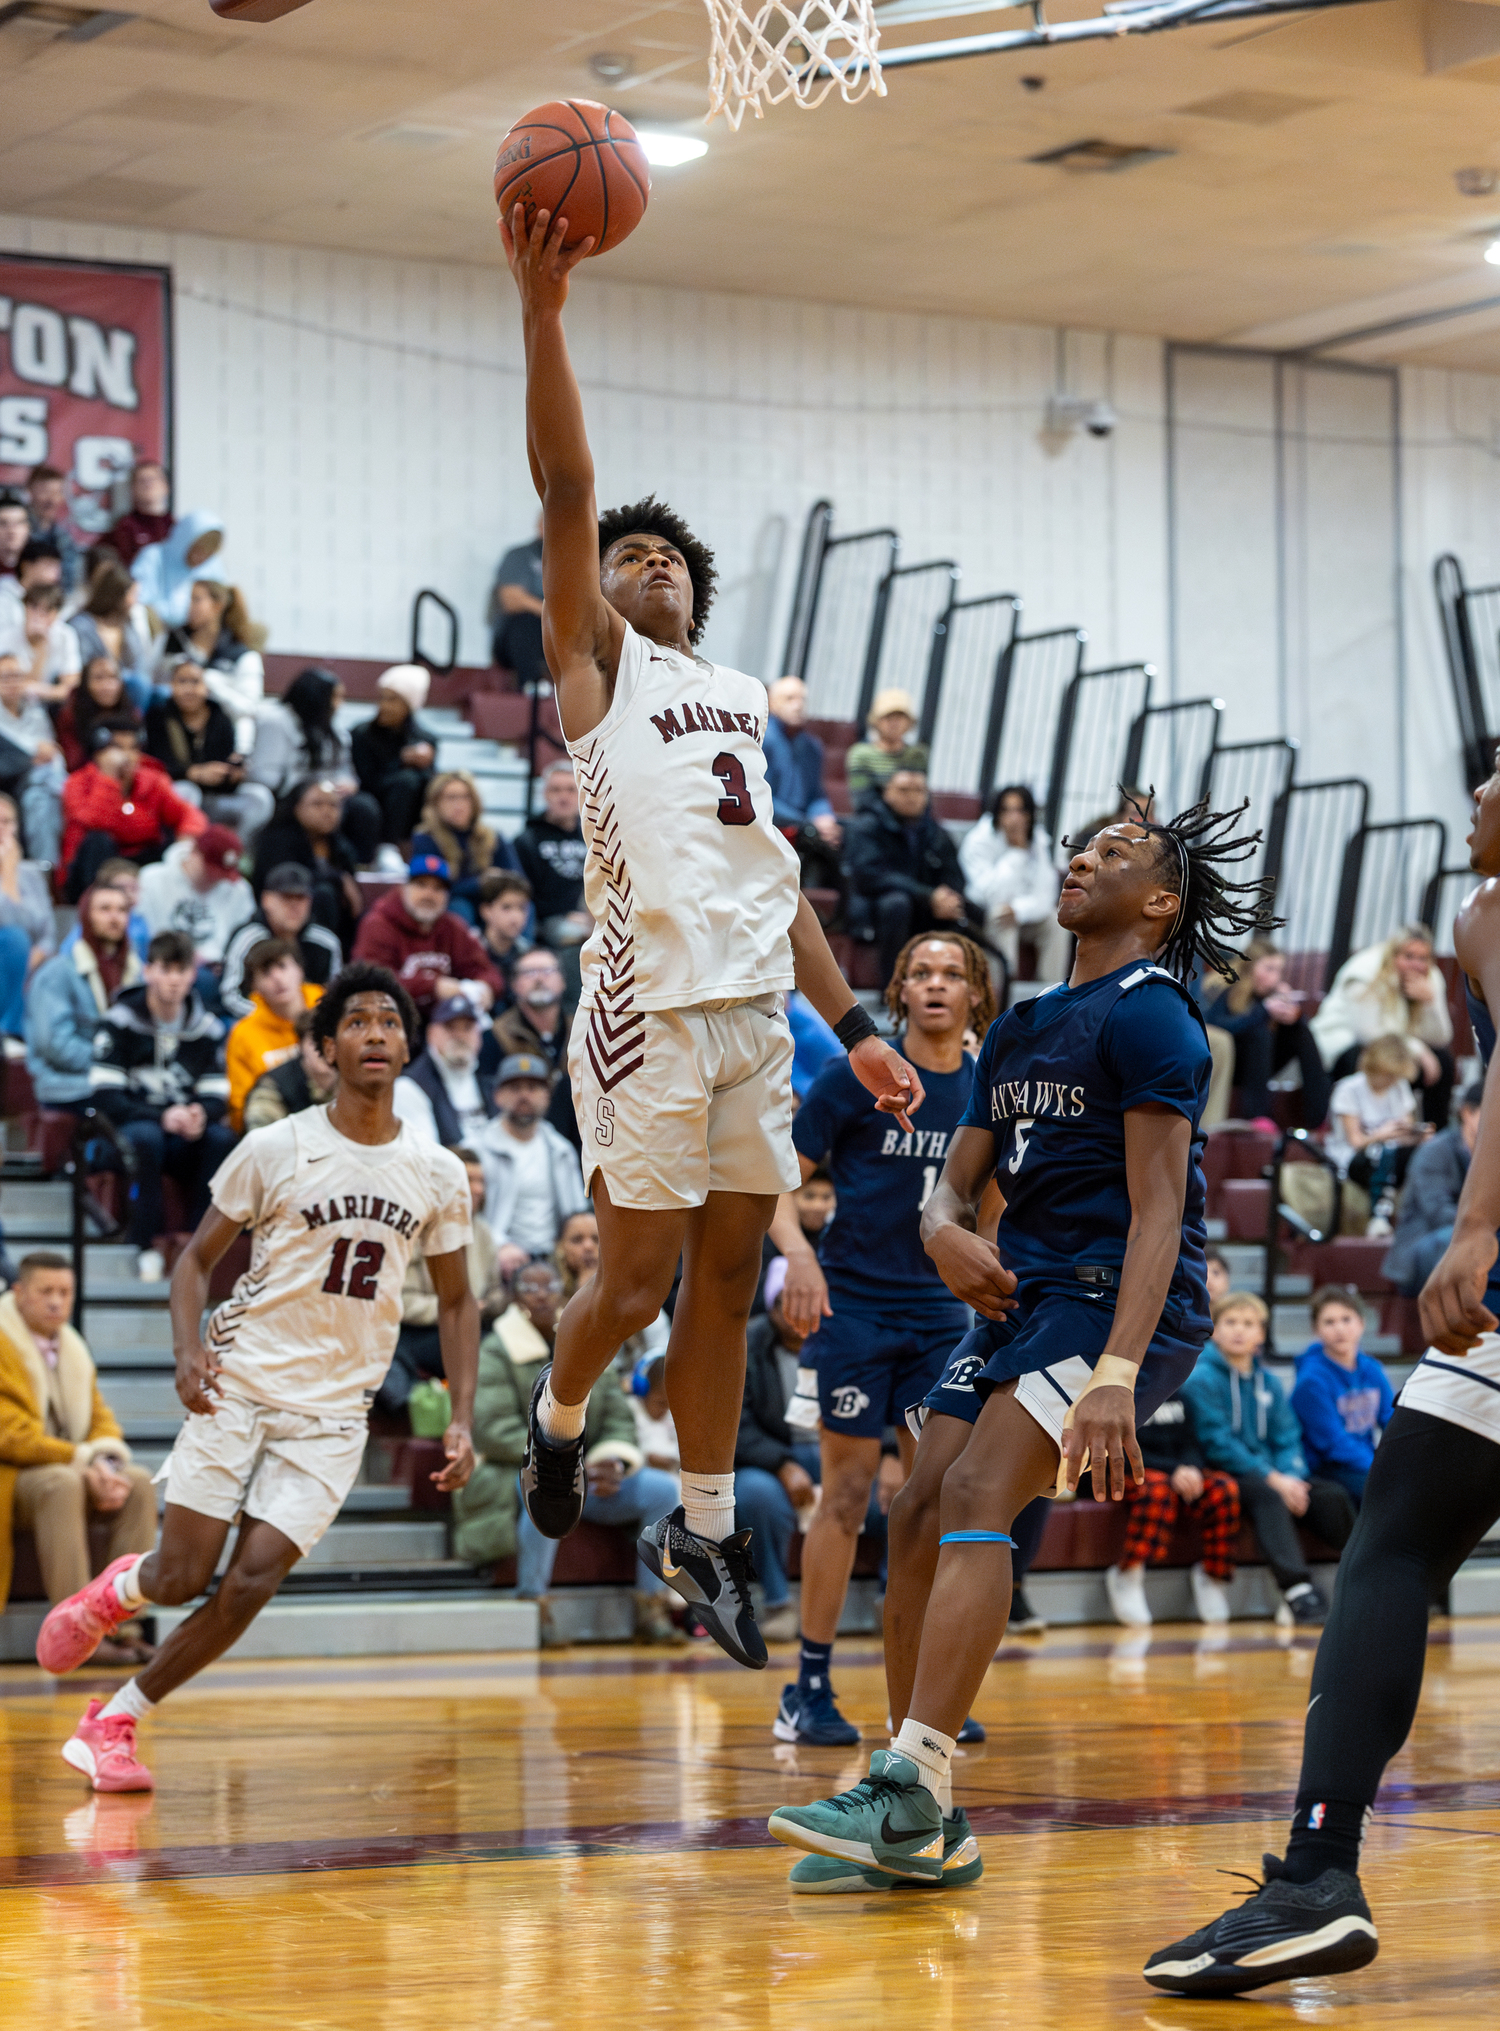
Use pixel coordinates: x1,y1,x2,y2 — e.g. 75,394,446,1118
810,1291,971,1440
918,1277,1206,1447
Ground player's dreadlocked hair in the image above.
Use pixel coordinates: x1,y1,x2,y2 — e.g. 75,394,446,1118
311,962,420,1055
1125,791,1280,983
883,931,997,1033
598,495,718,645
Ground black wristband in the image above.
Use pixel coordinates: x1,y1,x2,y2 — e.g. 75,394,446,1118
834,1004,879,1051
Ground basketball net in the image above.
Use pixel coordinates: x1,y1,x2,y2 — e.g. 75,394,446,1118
703,0,884,128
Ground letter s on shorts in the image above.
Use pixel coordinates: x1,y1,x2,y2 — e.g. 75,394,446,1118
595,1098,615,1147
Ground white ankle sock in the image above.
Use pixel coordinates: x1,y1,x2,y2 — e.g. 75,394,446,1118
681,1471,736,1543
538,1377,588,1444
100,1679,155,1723
894,1716,956,1802
113,1555,149,1611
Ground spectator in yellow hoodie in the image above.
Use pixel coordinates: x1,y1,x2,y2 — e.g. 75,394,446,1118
224,937,322,1131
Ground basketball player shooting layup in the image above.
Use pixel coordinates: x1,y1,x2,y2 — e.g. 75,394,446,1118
1143,755,1500,1996
37,965,477,1793
769,798,1275,1881
500,202,920,1670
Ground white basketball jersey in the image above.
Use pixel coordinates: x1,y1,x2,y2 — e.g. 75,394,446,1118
204,1108,471,1415
567,621,800,1028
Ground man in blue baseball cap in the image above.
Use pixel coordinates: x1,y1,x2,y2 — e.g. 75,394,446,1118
352,851,504,1019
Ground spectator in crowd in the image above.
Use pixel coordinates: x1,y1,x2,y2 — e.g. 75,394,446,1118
1382,1080,1483,1295
958,784,1065,984
246,667,377,859
107,460,174,570
1324,1035,1425,1237
90,929,234,1281
377,1147,504,1416
225,938,322,1132
1312,923,1455,1128
476,869,533,1005
351,665,437,857
514,762,590,986
352,855,501,1020
1183,1289,1356,1625
67,563,155,710
1291,1288,1395,1509
844,688,930,805
488,513,546,690
25,466,84,593
26,883,142,1109
493,944,571,1068
0,1252,156,1657
394,996,497,1147
475,1054,587,1280
0,793,54,1034
1,583,81,701
1105,1387,1240,1628
0,652,66,864
843,767,979,987
735,1256,821,1643
790,1167,835,1250
764,675,841,889
1204,1243,1233,1307
146,657,272,840
244,1005,339,1131
62,857,149,960
152,576,265,752
221,862,342,1022
250,777,365,950
53,653,138,773
62,721,207,902
412,772,518,926
137,826,255,977
554,1208,599,1300
1,538,64,638
1203,936,1332,1129
132,510,225,628
628,1353,679,1480
0,495,31,590
472,1258,683,1644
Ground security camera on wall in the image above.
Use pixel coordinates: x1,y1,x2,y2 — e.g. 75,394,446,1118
1045,395,1117,440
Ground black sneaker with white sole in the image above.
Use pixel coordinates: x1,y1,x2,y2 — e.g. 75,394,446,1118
637,1506,767,1669
519,1366,586,1540
1143,1856,1378,1996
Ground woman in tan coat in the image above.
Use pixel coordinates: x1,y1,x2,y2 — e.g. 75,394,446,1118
0,1253,156,1662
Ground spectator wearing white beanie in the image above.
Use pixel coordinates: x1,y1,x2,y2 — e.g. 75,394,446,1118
351,664,438,861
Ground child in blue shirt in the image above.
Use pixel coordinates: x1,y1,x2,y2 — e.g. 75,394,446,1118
1291,1286,1394,1507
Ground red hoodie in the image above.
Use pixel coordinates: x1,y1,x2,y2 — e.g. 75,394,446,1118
61,756,207,870
351,886,504,1013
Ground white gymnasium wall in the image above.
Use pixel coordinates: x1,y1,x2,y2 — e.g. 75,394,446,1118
4,208,1500,835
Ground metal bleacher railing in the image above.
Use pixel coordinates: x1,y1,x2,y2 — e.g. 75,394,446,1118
1328,818,1447,979
410,588,459,675
1200,738,1298,889
783,504,898,724
858,559,960,731
986,627,1088,813
1046,663,1153,846
1264,777,1370,991
1434,552,1499,794
922,592,1020,810
1124,697,1223,824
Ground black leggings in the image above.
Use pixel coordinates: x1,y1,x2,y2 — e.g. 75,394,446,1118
1234,1017,1332,1128
1298,1407,1500,1810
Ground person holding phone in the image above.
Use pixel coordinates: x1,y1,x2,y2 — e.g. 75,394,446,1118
1204,935,1332,1126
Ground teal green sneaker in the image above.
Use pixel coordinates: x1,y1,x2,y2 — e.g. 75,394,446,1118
768,1750,944,1881
787,1810,984,1894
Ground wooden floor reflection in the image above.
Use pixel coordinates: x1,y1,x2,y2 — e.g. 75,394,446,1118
4,1618,1500,2028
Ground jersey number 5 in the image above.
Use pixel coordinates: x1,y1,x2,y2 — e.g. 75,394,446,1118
712,752,754,826
1008,1119,1034,1177
323,1237,385,1301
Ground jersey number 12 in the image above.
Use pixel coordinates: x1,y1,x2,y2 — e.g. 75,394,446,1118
322,1238,385,1301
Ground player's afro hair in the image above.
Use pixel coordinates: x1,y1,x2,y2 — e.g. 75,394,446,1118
310,962,419,1055
598,495,717,646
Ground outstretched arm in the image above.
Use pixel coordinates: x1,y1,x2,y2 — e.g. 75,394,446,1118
500,204,623,741
428,1248,479,1493
1423,883,1500,1352
788,891,924,1130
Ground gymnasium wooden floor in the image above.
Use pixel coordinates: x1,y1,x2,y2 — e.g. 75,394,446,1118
4,1618,1500,2029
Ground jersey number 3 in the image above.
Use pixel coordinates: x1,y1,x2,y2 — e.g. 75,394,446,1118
323,1238,385,1301
712,752,754,826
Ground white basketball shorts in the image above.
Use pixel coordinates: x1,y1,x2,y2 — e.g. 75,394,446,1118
153,1390,368,1554
1400,1334,1500,1447
570,991,799,1212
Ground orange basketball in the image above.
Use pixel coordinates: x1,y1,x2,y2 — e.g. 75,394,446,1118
495,100,651,258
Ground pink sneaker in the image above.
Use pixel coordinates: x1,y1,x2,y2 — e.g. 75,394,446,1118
36,1556,141,1674
61,1699,154,1793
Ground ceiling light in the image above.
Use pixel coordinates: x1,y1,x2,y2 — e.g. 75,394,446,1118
1485,239,1500,266
636,129,708,167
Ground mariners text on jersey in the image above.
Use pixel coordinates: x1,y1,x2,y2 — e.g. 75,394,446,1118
301,1193,423,1238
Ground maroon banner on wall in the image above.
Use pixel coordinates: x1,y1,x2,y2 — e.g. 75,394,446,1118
0,252,172,537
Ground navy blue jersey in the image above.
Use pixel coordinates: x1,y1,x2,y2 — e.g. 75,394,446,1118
793,1048,975,1300
962,961,1211,1328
